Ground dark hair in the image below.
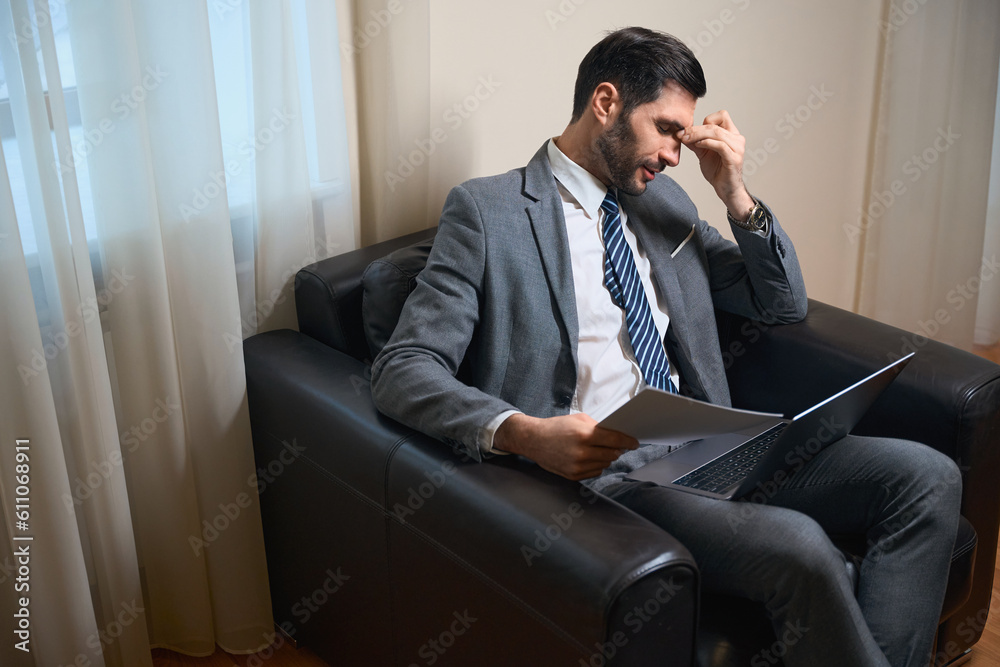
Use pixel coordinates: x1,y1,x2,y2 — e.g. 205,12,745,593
571,27,706,122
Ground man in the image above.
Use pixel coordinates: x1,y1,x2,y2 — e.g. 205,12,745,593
371,27,960,667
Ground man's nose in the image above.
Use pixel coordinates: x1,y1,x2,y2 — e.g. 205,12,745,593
661,139,681,168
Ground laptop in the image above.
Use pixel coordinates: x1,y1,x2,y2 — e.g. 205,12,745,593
625,353,914,500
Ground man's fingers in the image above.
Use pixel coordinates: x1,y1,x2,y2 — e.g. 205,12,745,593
702,109,739,133
686,137,740,163
678,125,724,144
588,426,639,450
680,125,743,151
523,413,642,480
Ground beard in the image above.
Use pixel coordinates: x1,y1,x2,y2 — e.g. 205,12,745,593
595,111,651,196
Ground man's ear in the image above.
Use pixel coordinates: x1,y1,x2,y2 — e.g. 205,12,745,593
590,82,620,127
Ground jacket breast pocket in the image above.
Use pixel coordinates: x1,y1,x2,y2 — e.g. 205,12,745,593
668,228,712,298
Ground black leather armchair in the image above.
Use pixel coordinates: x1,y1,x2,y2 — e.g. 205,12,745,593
243,227,1000,666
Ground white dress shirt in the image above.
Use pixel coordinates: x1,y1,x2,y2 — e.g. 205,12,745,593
480,139,679,453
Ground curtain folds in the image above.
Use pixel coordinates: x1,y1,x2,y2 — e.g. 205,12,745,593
855,0,1000,351
0,0,355,664
1,0,148,664
974,67,1000,347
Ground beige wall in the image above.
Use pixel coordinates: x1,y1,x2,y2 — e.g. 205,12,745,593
410,0,885,310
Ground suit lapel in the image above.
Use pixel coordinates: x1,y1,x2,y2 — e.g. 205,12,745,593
623,192,708,399
523,144,579,371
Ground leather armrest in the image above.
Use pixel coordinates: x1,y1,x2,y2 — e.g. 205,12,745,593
244,329,699,664
244,328,408,505
388,439,699,663
715,299,1000,463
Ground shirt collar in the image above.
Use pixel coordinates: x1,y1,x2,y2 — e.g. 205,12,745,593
547,138,611,221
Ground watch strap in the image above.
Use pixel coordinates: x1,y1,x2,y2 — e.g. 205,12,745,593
727,197,768,232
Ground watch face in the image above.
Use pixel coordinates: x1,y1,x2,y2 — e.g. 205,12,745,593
749,205,766,229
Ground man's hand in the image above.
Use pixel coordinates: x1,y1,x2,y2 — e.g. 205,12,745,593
678,110,755,220
493,413,639,481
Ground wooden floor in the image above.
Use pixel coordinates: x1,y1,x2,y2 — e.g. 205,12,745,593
154,344,1000,667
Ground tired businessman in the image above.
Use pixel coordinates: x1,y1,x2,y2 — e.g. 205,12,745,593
371,27,960,667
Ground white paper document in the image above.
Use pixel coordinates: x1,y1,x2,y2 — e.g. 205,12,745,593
598,387,784,447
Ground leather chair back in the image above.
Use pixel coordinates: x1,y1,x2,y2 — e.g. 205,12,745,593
294,227,436,361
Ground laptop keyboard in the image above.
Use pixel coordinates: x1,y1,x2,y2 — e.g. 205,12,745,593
673,423,789,494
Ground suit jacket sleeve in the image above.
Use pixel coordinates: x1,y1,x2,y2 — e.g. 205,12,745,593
699,201,808,324
370,184,515,463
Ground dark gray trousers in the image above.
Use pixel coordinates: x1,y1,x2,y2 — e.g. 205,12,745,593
602,436,962,667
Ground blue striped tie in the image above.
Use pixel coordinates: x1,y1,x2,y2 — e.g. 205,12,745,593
600,190,678,394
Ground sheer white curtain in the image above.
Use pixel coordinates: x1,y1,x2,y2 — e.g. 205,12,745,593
855,0,1000,351
975,67,1000,347
0,0,353,665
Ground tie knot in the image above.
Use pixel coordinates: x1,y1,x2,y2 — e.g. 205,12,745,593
600,190,619,216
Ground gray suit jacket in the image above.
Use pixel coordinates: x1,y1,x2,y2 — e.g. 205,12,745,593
371,143,808,490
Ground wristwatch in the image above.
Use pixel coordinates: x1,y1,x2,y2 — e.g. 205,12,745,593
727,197,769,233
